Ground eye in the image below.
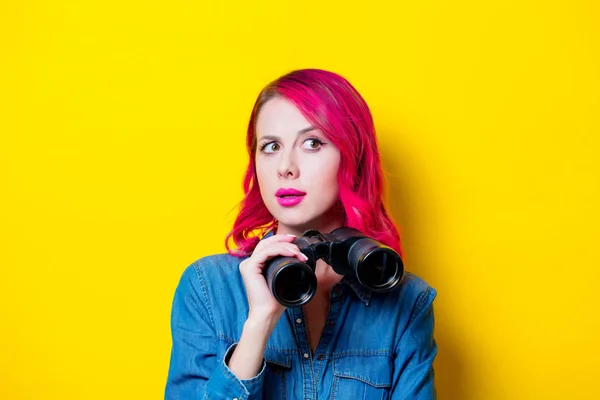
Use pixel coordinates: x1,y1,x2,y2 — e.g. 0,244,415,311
260,142,280,153
302,138,323,150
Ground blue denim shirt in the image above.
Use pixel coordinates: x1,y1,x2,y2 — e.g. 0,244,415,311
165,249,437,399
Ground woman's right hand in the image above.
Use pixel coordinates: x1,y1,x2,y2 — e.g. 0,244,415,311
238,233,309,321
229,234,308,379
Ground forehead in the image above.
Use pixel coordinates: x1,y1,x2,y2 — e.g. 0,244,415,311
255,97,312,139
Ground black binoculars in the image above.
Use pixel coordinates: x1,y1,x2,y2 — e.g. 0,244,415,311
263,227,404,307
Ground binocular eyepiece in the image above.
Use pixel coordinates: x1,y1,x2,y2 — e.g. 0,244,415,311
262,227,404,307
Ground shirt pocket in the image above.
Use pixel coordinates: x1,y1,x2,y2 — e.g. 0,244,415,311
332,354,392,400
263,348,292,400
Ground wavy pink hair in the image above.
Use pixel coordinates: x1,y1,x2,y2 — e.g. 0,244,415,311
225,69,402,258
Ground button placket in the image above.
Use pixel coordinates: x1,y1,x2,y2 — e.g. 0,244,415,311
288,308,314,400
289,308,312,361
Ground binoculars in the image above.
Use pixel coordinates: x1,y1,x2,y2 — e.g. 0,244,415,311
263,227,404,307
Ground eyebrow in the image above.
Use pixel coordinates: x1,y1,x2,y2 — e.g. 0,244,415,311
257,126,318,142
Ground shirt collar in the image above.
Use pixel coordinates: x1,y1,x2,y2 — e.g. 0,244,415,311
340,275,372,305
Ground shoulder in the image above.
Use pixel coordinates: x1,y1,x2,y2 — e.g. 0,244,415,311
178,252,246,289
398,271,437,322
174,252,249,315
368,270,436,324
399,271,436,304
375,270,435,305
189,252,244,274
376,272,437,347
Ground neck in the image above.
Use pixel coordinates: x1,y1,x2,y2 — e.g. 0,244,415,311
314,259,343,294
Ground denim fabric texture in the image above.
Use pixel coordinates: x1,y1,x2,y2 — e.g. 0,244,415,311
165,240,437,400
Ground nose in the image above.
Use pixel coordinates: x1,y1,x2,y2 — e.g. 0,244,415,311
277,149,299,179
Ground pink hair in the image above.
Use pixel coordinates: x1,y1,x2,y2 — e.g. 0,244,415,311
225,69,403,258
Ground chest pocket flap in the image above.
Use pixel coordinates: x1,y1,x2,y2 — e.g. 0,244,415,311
264,347,292,369
333,354,392,388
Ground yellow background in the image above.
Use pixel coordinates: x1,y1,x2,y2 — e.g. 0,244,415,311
1,1,599,398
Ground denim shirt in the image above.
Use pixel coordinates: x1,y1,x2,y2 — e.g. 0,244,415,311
165,249,437,400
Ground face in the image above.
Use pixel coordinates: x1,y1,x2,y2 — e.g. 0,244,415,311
255,96,343,235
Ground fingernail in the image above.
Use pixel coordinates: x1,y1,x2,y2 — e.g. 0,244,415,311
301,253,309,261
286,234,296,237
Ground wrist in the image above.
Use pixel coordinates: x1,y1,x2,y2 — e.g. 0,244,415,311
245,310,283,336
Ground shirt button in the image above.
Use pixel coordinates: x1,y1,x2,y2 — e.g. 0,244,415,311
303,353,309,359
317,354,323,360
296,318,302,324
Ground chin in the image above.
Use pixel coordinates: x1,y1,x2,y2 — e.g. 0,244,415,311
271,210,308,226
275,214,330,233
276,217,314,230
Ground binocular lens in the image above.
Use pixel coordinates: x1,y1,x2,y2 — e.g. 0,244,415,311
266,258,317,307
357,249,402,291
350,239,404,292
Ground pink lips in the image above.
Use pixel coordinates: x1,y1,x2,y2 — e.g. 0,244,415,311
275,188,306,207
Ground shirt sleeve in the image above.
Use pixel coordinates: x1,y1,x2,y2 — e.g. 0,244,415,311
164,264,266,400
391,285,438,399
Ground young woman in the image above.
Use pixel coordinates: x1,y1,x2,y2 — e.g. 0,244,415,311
165,69,437,399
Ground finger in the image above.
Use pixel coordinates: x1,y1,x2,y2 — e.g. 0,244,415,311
253,234,297,253
260,233,298,244
284,244,309,262
252,244,305,267
293,251,309,262
260,244,300,260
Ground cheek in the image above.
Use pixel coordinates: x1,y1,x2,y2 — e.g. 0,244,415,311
326,154,341,182
255,161,272,197
255,158,271,183
309,155,340,188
